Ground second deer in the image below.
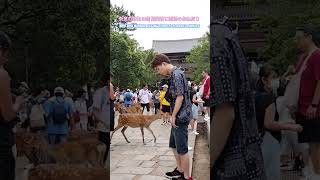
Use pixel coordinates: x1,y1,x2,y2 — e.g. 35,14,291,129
110,111,163,145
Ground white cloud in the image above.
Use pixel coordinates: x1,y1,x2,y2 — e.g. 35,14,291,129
111,0,210,50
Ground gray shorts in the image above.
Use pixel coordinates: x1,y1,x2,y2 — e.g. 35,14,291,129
169,123,188,155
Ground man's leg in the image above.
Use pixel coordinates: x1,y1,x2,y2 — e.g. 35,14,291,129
60,135,67,144
179,152,190,178
146,103,150,113
175,124,190,179
48,134,55,145
0,151,15,180
166,127,183,178
172,148,182,171
310,143,319,174
316,143,320,174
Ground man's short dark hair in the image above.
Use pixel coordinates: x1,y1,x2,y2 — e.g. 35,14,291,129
151,53,171,69
297,24,320,45
0,31,11,50
296,24,316,38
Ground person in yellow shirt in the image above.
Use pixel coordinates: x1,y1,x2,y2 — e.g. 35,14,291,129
160,84,170,125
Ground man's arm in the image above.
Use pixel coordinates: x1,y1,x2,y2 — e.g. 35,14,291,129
211,103,234,166
109,82,116,101
203,77,210,98
311,81,320,106
0,71,18,121
308,57,320,117
171,95,183,117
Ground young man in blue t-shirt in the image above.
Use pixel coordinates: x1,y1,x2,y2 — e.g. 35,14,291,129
44,87,72,145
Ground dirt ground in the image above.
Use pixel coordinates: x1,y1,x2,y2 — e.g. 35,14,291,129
192,122,210,180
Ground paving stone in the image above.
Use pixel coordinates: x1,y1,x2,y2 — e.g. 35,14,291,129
140,161,156,168
112,167,154,175
133,155,156,161
150,166,175,176
117,160,143,167
158,155,176,161
137,175,168,180
158,160,176,167
110,174,136,180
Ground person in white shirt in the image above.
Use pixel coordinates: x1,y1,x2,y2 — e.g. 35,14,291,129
132,91,138,104
64,89,75,113
93,76,110,165
74,89,88,131
138,85,150,114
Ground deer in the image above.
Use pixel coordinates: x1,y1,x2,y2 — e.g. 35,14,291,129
110,111,164,145
16,132,105,167
115,102,142,114
26,164,109,180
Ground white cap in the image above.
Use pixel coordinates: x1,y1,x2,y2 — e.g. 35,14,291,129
162,84,168,88
127,89,130,92
54,87,65,95
20,82,29,89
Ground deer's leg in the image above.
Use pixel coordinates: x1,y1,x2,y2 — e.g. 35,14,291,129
140,127,146,145
110,124,123,142
121,126,130,143
146,127,157,143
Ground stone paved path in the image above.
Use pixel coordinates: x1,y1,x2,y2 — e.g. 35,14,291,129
110,112,196,180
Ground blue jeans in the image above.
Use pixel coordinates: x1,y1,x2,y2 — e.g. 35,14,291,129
48,134,67,145
261,132,280,180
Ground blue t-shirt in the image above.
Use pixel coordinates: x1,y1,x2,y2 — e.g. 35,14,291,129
44,97,71,135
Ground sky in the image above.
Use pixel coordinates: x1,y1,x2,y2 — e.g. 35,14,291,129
110,0,210,50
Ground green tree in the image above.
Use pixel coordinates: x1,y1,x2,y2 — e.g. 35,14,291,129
110,31,157,89
186,33,210,83
110,4,157,90
251,0,320,73
1,0,110,91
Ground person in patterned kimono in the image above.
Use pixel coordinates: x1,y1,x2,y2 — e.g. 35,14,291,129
210,17,266,180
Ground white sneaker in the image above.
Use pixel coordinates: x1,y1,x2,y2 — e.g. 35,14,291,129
193,131,199,135
188,146,193,150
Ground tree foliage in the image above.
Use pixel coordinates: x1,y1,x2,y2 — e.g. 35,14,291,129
1,0,110,91
251,0,320,73
110,4,157,90
186,33,210,83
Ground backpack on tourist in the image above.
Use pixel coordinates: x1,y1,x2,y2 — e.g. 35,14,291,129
29,104,46,128
125,92,132,101
51,100,68,124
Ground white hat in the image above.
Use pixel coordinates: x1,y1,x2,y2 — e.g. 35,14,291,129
54,87,65,95
127,89,130,92
162,84,168,88
20,82,29,89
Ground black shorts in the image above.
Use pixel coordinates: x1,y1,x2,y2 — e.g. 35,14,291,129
296,114,320,143
141,103,150,112
169,123,188,155
162,105,171,113
0,154,15,180
203,98,210,107
110,110,115,131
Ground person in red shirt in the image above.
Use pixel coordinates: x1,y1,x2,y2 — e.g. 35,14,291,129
294,25,320,178
201,70,210,121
